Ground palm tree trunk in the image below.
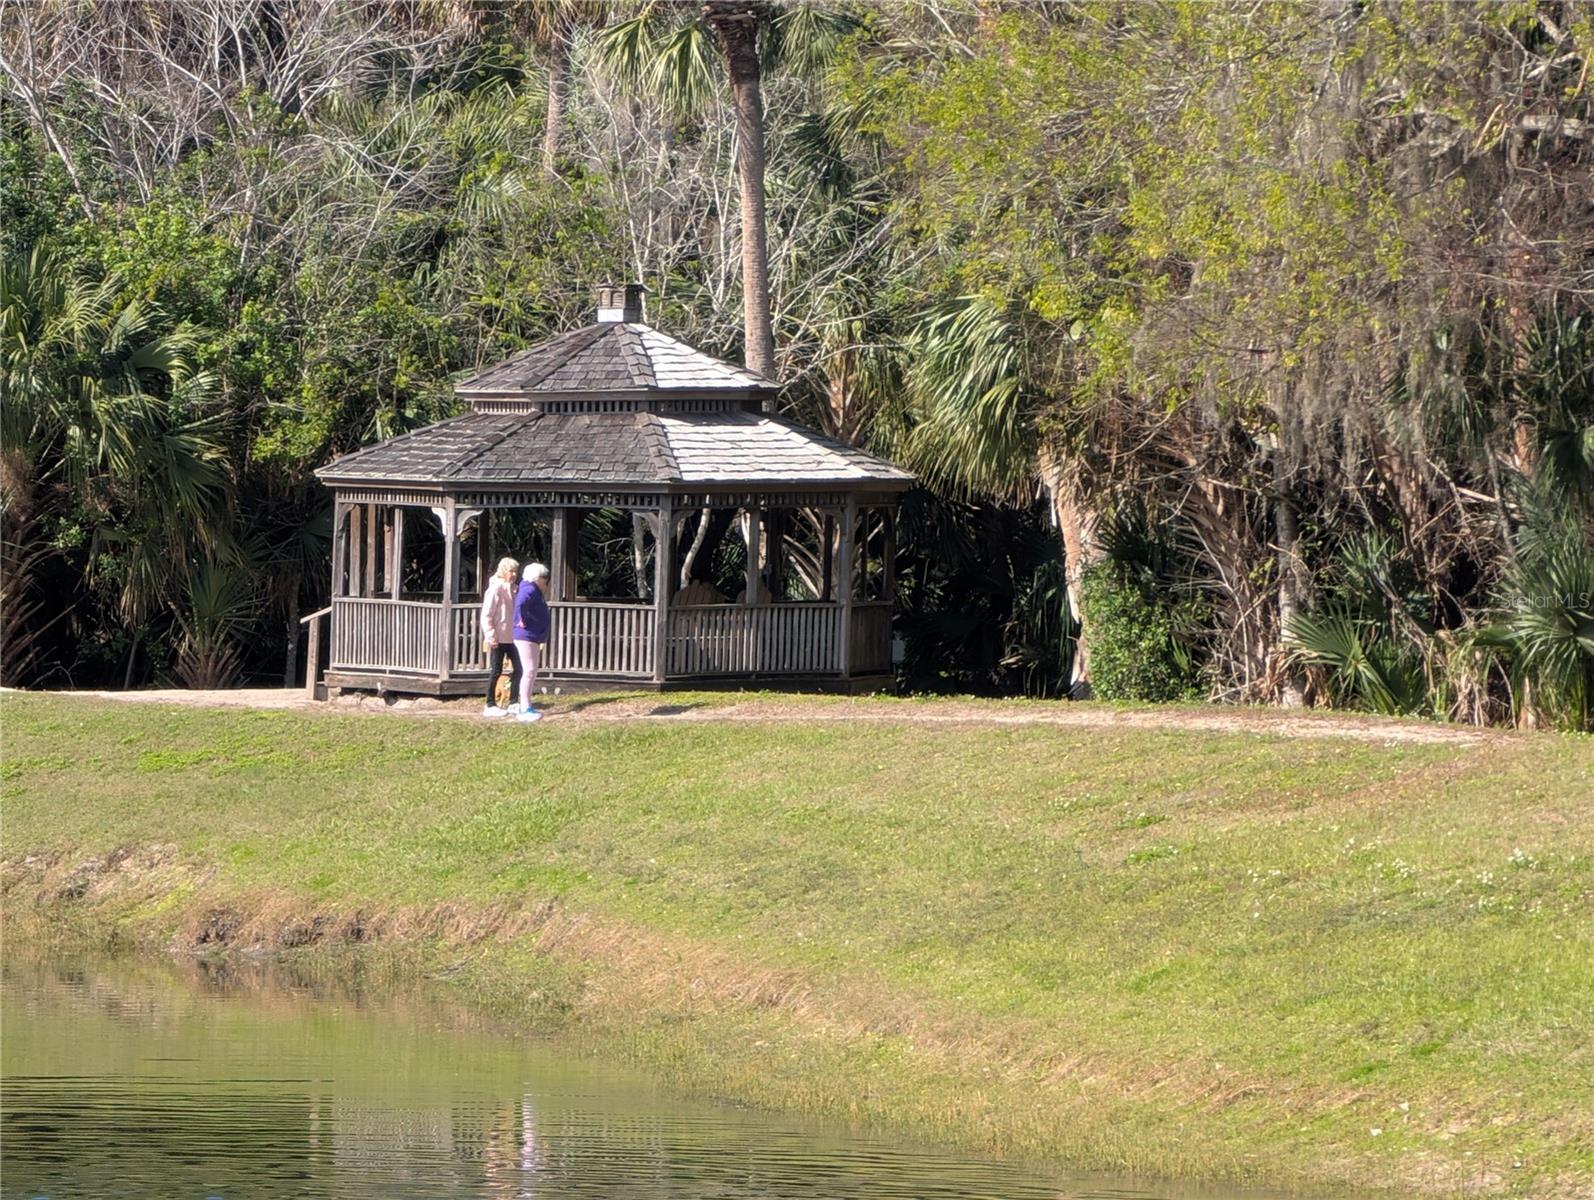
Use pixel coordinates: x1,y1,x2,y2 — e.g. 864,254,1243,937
543,25,571,177
1055,491,1102,699
1039,448,1101,699
825,343,861,444
705,3,776,392
1270,431,1309,706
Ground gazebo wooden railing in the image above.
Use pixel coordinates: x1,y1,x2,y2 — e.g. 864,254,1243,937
327,594,892,683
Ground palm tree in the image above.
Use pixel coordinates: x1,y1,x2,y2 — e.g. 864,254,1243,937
519,0,609,177
1495,537,1594,731
599,2,858,383
0,245,231,684
173,558,258,689
1483,469,1594,731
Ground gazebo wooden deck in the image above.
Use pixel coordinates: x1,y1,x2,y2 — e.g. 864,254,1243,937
309,286,912,696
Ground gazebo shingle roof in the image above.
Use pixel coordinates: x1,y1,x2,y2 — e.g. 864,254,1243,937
316,409,913,488
454,322,775,394
316,304,912,492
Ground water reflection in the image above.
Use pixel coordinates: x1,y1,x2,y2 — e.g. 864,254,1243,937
3,957,1309,1200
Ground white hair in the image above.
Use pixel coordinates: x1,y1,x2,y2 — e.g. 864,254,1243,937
526,561,550,581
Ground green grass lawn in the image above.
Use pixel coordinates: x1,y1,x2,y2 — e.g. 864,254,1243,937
3,692,1591,1197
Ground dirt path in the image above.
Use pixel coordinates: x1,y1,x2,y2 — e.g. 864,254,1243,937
8,686,1496,746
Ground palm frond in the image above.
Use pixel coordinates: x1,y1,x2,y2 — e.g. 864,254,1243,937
1492,533,1594,730
173,558,258,689
1285,608,1426,716
645,20,720,114
765,3,863,76
899,297,1036,503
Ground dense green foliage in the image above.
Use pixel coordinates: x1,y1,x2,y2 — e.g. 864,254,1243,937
868,2,1594,725
1080,565,1202,703
3,1,1591,725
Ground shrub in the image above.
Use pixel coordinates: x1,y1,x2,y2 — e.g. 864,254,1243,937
1082,565,1203,702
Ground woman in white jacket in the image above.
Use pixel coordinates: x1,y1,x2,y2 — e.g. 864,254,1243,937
479,557,521,716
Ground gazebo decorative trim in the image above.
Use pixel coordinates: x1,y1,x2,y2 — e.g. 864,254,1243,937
310,287,912,697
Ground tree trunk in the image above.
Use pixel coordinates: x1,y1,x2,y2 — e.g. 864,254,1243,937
542,25,571,177
1055,491,1103,699
705,2,776,394
1040,448,1102,699
122,629,140,690
1188,474,1271,701
678,506,714,589
1501,188,1540,481
1269,432,1310,707
283,602,299,688
1274,480,1305,707
633,513,651,599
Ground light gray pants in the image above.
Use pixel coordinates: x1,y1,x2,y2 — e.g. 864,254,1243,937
513,640,541,710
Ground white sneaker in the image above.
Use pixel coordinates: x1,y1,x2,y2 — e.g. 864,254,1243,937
516,708,542,723
482,705,507,718
507,702,521,714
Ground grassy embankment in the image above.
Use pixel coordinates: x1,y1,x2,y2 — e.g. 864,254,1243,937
2,692,1591,1198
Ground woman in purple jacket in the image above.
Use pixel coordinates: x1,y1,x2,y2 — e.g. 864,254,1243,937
513,562,552,722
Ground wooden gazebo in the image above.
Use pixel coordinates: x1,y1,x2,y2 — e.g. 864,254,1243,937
309,286,912,696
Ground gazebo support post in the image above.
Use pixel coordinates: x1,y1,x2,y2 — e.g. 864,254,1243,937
821,511,835,601
743,506,762,671
652,505,673,683
451,506,465,602
380,509,392,595
473,510,490,597
348,505,364,595
838,493,858,679
883,508,897,602
550,508,572,601
363,504,378,598
744,507,761,606
331,501,349,598
392,507,406,600
349,505,360,595
437,498,457,678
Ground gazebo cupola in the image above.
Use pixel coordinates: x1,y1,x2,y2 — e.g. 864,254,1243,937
311,286,912,696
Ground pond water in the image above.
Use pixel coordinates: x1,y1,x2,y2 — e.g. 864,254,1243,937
3,956,1309,1200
